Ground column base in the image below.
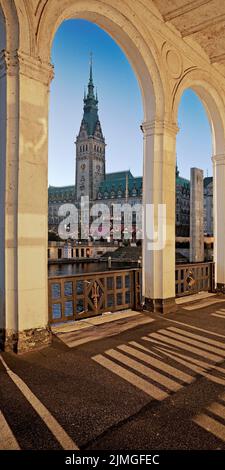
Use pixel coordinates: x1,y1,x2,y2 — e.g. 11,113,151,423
144,297,177,314
0,327,52,354
216,283,225,294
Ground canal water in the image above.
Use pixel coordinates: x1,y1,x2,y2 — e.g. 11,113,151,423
48,261,135,277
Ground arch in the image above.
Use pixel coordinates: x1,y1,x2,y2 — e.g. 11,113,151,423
0,4,6,51
173,69,225,156
36,0,166,122
0,0,36,55
0,0,19,51
173,68,225,289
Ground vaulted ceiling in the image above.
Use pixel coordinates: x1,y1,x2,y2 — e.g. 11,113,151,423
28,1,225,76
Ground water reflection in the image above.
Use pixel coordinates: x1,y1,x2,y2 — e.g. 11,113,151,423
48,262,134,277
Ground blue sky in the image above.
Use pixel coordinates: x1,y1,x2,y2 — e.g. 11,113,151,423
48,19,212,186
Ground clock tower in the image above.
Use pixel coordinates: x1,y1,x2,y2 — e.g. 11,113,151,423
75,57,106,202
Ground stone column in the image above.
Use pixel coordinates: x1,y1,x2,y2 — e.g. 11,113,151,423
142,119,178,313
212,154,225,292
189,168,204,263
0,50,54,352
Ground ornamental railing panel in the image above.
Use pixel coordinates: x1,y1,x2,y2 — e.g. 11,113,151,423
49,262,215,323
48,268,141,324
175,262,214,297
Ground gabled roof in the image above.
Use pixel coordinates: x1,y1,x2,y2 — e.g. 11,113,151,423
98,170,142,196
104,170,133,184
48,185,75,193
48,185,75,202
176,175,190,188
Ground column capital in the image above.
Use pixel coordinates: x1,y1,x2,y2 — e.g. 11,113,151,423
18,51,54,86
0,49,54,86
141,119,179,137
212,154,225,165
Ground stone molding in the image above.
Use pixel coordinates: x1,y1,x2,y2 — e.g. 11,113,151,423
161,42,183,79
212,154,225,165
0,49,54,85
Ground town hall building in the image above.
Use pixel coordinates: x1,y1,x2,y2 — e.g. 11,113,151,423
48,61,211,238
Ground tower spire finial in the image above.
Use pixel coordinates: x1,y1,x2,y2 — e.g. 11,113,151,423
89,51,93,83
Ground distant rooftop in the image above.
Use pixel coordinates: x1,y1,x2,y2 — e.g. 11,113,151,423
204,176,213,188
99,170,142,195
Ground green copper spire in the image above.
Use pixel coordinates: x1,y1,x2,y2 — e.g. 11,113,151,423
82,53,99,136
87,52,94,99
89,52,93,82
